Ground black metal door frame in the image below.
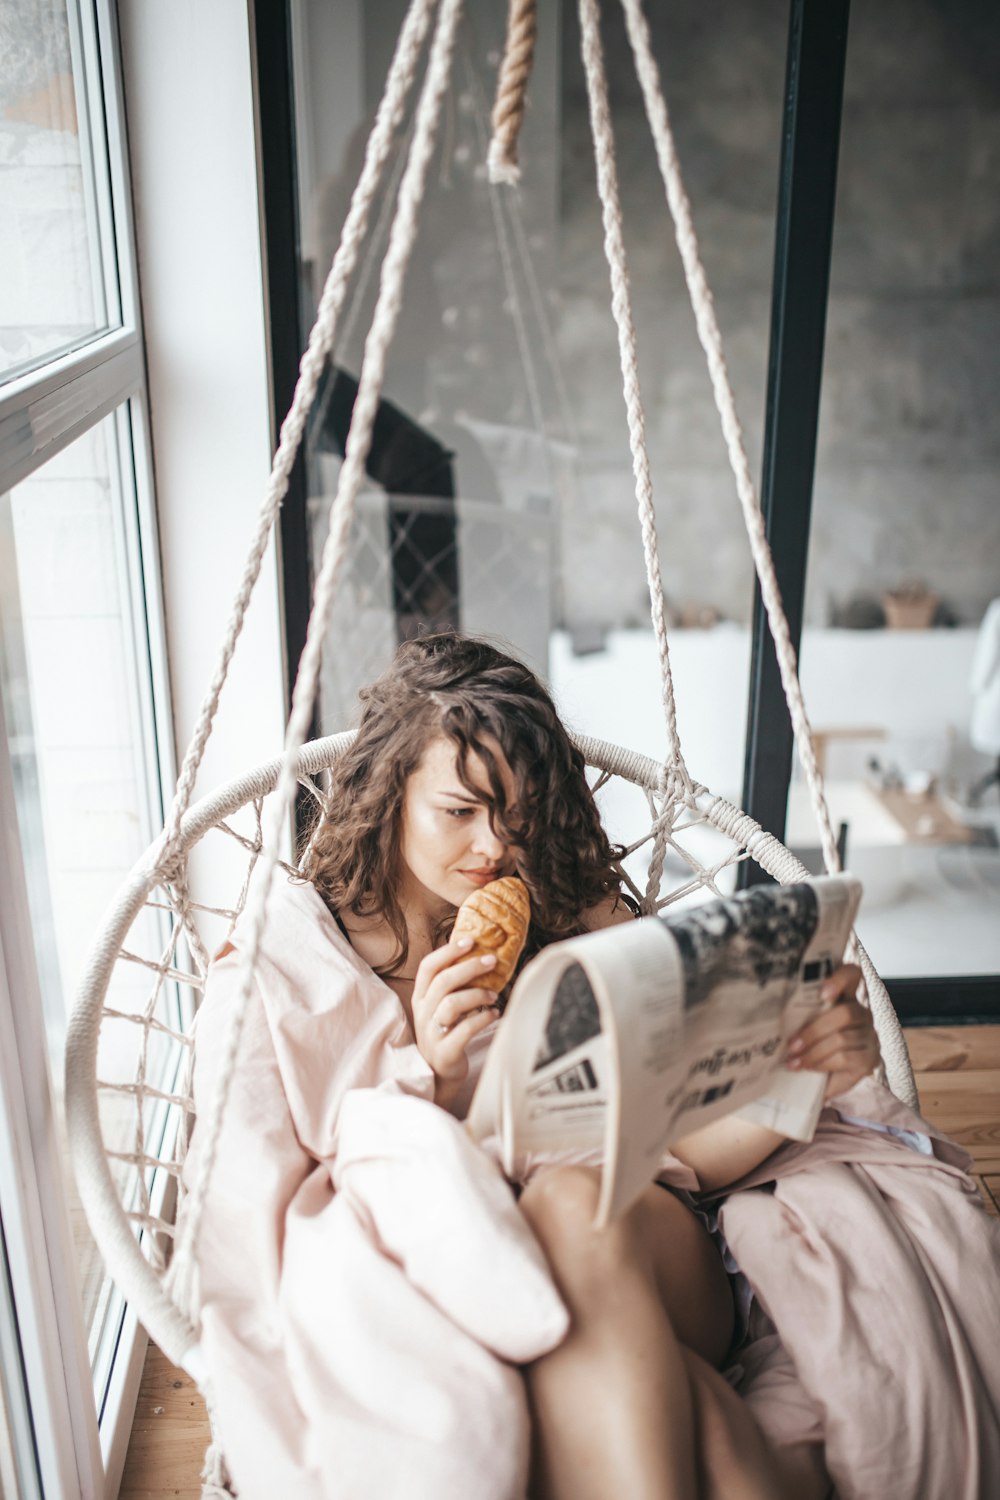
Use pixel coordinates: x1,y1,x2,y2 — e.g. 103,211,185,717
739,0,850,872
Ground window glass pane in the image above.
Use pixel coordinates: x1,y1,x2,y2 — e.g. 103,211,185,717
289,0,785,884
797,2,1000,977
0,411,168,1396
0,0,116,382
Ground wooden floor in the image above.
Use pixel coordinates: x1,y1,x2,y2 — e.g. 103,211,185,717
118,1025,1000,1498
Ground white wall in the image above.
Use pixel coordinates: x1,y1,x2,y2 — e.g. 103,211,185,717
117,0,286,817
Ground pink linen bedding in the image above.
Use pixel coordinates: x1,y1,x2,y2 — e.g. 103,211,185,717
187,876,1000,1499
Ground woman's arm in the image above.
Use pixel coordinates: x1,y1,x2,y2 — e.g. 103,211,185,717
669,963,880,1191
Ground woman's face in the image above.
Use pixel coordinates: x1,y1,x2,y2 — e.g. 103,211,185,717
397,735,519,917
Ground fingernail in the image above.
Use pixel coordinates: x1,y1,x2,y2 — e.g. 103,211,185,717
820,982,837,1002
788,1057,801,1069
481,954,496,966
788,1038,803,1054
455,937,473,949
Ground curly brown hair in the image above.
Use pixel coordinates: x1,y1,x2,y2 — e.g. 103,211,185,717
300,634,628,980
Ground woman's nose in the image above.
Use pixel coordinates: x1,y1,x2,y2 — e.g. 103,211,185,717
472,818,506,861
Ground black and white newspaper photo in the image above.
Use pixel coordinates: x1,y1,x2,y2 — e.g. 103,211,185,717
466,875,862,1224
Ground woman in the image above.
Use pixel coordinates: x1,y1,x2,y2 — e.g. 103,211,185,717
195,632,998,1500
295,632,877,1500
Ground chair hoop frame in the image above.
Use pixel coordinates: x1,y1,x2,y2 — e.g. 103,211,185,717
64,730,913,1374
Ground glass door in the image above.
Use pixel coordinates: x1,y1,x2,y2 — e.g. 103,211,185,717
283,0,784,835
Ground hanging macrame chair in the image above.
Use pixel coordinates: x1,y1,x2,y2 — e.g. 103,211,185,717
65,0,917,1491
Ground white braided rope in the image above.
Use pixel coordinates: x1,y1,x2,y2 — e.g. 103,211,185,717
156,0,438,869
200,1396,232,1499
165,0,467,1321
576,0,691,913
618,0,842,878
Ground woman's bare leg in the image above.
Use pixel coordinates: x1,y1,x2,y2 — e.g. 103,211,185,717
519,1167,730,1500
519,1166,828,1500
682,1348,830,1500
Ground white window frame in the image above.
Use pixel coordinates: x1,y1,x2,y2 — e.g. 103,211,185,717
0,0,176,1493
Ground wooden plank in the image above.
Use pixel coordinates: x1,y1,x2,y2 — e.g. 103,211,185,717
912,1068,1000,1096
914,1117,1000,1155
911,1073,1000,1154
965,1155,1000,1176
118,1343,208,1500
905,1026,1000,1074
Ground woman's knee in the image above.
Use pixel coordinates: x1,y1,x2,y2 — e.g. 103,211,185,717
519,1167,649,1292
519,1166,602,1243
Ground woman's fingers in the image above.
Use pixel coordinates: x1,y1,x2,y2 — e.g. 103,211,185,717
435,1003,500,1061
411,941,503,1104
414,949,497,1008
412,954,497,1039
819,962,862,1004
787,979,879,1092
788,997,868,1055
789,1026,876,1073
786,968,878,1093
432,987,500,1032
414,935,476,989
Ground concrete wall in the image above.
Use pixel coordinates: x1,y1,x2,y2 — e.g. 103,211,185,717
294,0,999,664
555,0,1000,630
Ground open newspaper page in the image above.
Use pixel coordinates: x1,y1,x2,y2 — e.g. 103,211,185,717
466,875,862,1226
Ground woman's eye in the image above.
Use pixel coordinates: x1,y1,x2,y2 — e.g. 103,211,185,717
444,807,475,819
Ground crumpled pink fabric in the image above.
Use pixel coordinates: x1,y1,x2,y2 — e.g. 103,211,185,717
717,1078,1000,1500
189,877,1000,1499
188,877,567,1500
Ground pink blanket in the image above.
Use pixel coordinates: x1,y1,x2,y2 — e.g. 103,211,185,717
188,877,1000,1499
717,1080,1000,1500
189,878,567,1499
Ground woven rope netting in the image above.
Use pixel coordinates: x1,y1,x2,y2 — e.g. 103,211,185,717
66,0,915,1439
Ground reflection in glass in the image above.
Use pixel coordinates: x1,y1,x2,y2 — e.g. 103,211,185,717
0,413,170,1393
290,2,785,881
0,0,114,380
795,0,1000,977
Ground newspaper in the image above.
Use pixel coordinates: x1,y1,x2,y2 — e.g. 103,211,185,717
466,875,862,1226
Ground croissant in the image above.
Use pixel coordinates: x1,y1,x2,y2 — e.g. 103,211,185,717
453,876,531,993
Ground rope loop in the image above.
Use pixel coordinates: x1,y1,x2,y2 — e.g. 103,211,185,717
488,0,538,184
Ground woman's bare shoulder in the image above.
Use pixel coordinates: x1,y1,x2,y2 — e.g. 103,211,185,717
582,891,637,931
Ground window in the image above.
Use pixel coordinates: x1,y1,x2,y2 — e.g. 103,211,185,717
0,0,118,380
0,1,171,1492
795,0,1000,981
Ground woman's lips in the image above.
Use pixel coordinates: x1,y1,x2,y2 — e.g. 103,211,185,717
458,868,501,886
